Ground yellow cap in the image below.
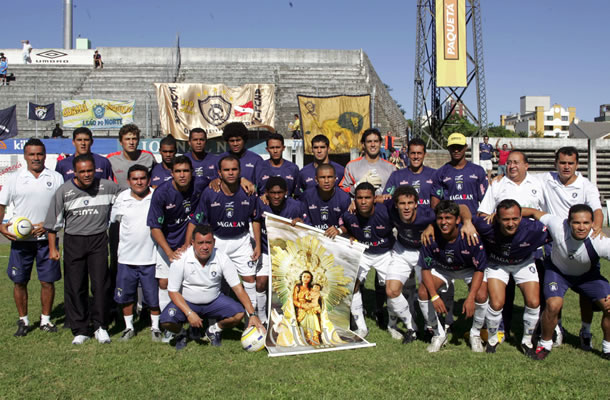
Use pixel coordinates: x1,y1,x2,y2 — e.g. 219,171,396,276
447,132,467,147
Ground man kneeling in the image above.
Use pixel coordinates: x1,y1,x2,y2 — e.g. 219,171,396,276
160,225,266,350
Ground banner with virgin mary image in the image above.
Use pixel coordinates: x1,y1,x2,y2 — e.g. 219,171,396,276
264,213,376,357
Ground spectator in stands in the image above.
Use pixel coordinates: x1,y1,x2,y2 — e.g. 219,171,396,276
21,40,32,64
94,50,103,69
52,124,63,139
289,114,301,139
495,139,513,177
0,55,7,86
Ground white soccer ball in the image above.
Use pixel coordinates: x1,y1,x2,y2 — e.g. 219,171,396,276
9,216,33,240
241,326,266,352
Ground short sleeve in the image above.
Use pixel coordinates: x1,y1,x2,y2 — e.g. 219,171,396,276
167,259,185,293
220,255,241,287
583,180,602,211
0,173,15,206
430,168,443,200
477,181,495,215
147,190,165,229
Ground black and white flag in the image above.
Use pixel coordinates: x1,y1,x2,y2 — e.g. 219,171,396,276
28,102,55,121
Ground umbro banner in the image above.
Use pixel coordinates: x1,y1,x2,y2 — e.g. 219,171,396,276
28,102,55,121
61,99,135,130
154,83,275,140
436,0,467,87
265,213,375,357
0,105,18,140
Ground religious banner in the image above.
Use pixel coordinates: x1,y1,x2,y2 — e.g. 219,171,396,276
27,102,55,121
61,99,135,130
435,0,467,87
265,213,375,357
297,94,371,155
154,83,275,140
0,105,18,140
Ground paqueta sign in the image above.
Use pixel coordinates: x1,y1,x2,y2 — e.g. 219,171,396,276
436,0,467,87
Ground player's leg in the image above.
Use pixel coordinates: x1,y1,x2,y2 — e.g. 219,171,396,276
203,293,246,347
387,245,417,341
159,300,194,350
8,241,35,336
465,273,488,353
221,234,257,310
114,263,138,341
386,279,410,341
599,298,610,358
87,233,112,343
138,264,161,341
255,253,270,325
485,270,507,350
514,261,541,353
155,247,171,312
419,269,449,352
578,294,594,351
36,239,61,332
63,234,92,342
351,256,372,337
574,272,610,358
374,271,387,330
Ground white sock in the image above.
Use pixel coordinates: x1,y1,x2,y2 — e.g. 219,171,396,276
418,298,444,336
256,291,268,323
388,295,414,331
351,291,367,331
540,338,553,351
150,314,160,330
158,288,170,312
602,340,610,354
40,314,51,326
470,301,488,338
523,306,540,345
243,281,257,310
209,322,222,334
19,315,29,326
403,275,417,319
486,305,503,346
124,314,134,330
581,322,592,335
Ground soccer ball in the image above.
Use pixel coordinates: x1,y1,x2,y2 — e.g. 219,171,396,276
9,216,33,239
241,326,266,352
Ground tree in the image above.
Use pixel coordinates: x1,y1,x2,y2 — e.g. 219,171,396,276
440,114,478,138
487,124,521,138
384,83,406,116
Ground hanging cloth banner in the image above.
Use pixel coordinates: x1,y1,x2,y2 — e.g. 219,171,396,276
28,102,55,121
0,105,18,140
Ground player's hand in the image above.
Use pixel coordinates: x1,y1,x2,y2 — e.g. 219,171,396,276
247,314,267,334
260,192,269,206
347,200,356,214
31,223,46,238
431,295,447,314
324,226,341,239
49,246,60,261
251,247,261,262
483,212,495,225
491,175,502,184
462,297,475,318
375,194,391,203
421,224,435,246
168,250,180,262
290,217,303,227
187,312,203,328
461,221,479,246
0,222,17,241
590,225,606,239
209,178,221,192
240,178,256,195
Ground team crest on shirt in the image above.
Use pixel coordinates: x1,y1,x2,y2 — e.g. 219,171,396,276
320,206,329,221
225,201,235,218
549,282,558,292
84,200,89,205
211,271,217,277
445,249,455,264
572,193,577,198
363,226,372,239
455,175,464,191
46,181,52,187
532,189,537,195
116,288,122,298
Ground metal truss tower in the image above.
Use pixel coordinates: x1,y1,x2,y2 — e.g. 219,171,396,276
412,0,488,147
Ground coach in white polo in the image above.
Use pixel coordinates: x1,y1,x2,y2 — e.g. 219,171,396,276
0,138,64,336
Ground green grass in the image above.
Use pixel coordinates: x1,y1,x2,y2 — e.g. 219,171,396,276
0,242,608,399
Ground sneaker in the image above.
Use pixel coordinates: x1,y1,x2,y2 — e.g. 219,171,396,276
354,327,369,339
14,320,29,337
602,352,610,360
171,333,188,350
521,342,534,356
151,328,162,343
72,335,91,345
205,327,222,347
188,326,203,341
387,325,404,340
553,325,564,347
119,328,135,342
529,345,551,361
579,329,592,352
40,322,58,333
427,335,448,353
161,330,174,343
486,343,498,353
469,335,485,353
402,329,418,344
94,328,111,344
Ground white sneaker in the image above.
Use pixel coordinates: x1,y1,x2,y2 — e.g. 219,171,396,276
469,335,485,352
161,330,174,343
427,335,448,352
72,335,90,345
387,325,404,340
94,328,111,344
354,327,369,339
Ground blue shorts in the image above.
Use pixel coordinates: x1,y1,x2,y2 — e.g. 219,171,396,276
7,239,61,284
543,264,610,303
114,263,159,307
160,293,244,324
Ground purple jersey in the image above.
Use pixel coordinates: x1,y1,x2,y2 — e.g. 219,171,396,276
55,153,114,181
147,180,206,250
473,216,551,265
194,187,257,238
389,203,436,249
341,205,394,254
301,187,351,231
219,150,263,184
420,227,487,272
150,163,173,187
431,161,488,214
257,159,300,196
185,152,220,182
255,198,306,252
384,166,436,208
297,161,345,195
479,143,494,161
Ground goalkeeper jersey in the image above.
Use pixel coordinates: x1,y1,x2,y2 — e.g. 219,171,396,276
339,156,395,197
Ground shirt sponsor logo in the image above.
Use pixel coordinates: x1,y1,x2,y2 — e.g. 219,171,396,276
166,203,176,209
245,163,254,168
211,201,221,207
217,221,245,228
449,194,473,201
461,250,470,255
519,242,530,247
375,225,385,229
333,207,341,212
241,200,250,205
73,208,99,216
469,174,477,179
308,204,318,210
64,189,75,198
443,177,452,182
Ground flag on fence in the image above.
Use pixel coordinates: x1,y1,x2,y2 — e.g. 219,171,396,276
28,102,55,121
0,105,18,140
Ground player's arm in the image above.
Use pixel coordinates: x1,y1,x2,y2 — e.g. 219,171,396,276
592,208,604,239
251,220,262,261
169,290,203,328
521,207,547,221
47,231,60,260
338,166,355,194
0,204,17,241
458,205,479,245
421,269,447,314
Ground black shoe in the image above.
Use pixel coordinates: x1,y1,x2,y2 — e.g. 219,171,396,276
14,320,28,337
602,352,610,360
40,323,58,333
521,342,534,356
486,343,498,353
188,326,203,341
529,346,550,361
205,327,222,347
171,333,188,351
402,329,418,344
579,328,592,352
422,328,434,343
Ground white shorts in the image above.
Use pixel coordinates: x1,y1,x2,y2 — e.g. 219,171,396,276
357,251,392,285
256,253,270,277
485,258,539,285
155,247,170,279
216,233,255,277
430,268,474,292
479,159,493,172
389,242,420,284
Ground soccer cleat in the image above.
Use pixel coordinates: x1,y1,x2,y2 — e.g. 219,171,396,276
529,346,551,361
602,352,610,360
354,327,369,339
553,325,564,347
187,326,203,341
94,328,111,344
521,342,534,356
486,343,498,353
402,329,418,344
151,328,163,342
119,328,135,342
72,335,91,345
161,330,174,344
14,320,29,337
172,333,188,351
427,335,448,353
205,327,222,347
469,335,485,353
579,329,592,352
39,323,58,333
387,325,404,340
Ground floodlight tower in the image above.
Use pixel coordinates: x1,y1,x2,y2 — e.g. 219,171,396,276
412,0,488,147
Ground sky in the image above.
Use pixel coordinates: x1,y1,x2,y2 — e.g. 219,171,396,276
2,0,609,123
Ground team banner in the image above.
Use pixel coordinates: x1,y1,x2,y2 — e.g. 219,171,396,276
265,214,375,357
297,94,371,155
61,99,135,130
0,105,18,140
154,83,275,140
435,0,467,87
28,102,55,121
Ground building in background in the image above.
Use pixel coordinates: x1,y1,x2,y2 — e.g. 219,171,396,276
570,104,610,139
594,104,610,122
500,96,576,138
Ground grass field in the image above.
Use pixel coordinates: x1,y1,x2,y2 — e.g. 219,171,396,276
0,242,608,399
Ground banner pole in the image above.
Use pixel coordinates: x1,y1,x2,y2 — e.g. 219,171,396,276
35,83,39,138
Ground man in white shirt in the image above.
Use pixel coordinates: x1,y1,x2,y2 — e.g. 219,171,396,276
523,205,610,360
160,224,265,350
0,139,64,336
110,165,161,342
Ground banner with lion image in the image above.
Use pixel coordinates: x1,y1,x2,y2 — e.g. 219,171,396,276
265,213,375,357
298,94,371,155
